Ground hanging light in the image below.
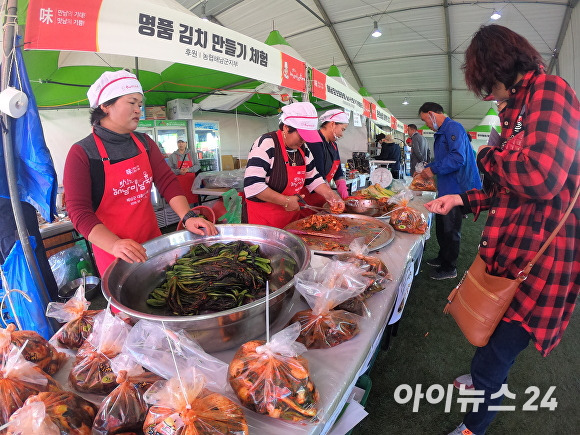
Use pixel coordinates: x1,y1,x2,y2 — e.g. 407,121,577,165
402,97,409,105
371,21,382,38
490,10,501,20
201,1,209,21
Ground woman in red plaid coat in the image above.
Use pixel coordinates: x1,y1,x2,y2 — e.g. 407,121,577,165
426,25,579,435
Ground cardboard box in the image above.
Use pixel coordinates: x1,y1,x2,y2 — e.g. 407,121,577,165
145,106,166,120
166,99,193,120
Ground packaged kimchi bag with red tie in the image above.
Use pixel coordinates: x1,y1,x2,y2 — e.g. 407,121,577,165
228,323,319,423
0,345,61,428
289,260,369,348
7,391,98,435
46,285,102,350
0,324,67,375
143,368,248,435
69,310,131,395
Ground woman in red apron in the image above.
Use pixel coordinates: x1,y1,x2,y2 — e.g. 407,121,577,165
64,70,217,277
300,109,350,215
244,102,344,229
168,139,200,205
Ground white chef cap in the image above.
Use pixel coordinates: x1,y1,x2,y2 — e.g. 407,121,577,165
279,102,320,142
87,70,143,108
319,109,349,125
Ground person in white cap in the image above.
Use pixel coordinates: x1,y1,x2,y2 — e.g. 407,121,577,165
299,109,350,214
63,70,216,276
243,102,345,228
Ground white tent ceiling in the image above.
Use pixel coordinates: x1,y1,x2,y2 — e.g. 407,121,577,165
177,0,579,125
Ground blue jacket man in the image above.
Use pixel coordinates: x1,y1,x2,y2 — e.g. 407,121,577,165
418,102,482,279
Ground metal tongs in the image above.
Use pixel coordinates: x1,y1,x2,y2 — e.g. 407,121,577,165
294,195,330,214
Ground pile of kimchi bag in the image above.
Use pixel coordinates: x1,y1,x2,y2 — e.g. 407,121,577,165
333,238,392,315
69,310,131,395
289,260,370,348
388,190,429,234
143,367,248,435
409,162,437,191
228,323,319,423
6,391,98,435
0,345,61,428
0,324,67,375
45,284,102,350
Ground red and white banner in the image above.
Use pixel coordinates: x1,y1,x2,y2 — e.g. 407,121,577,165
25,0,306,91
311,68,326,100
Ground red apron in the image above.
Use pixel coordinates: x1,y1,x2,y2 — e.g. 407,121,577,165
176,154,199,204
246,130,306,229
300,142,340,214
92,131,161,275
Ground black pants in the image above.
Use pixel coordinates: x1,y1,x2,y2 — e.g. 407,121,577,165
0,198,58,301
435,205,463,271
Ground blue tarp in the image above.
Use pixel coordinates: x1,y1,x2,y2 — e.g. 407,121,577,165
0,237,54,339
0,36,57,222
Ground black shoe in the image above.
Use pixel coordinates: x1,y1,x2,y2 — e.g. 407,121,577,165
430,268,457,280
425,257,442,267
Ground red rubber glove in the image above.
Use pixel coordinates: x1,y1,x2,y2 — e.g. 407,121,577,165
336,179,349,199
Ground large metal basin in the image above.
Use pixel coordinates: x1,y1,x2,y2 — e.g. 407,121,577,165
102,224,310,352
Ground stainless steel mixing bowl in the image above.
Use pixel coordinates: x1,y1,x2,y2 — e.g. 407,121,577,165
345,198,380,216
102,224,310,352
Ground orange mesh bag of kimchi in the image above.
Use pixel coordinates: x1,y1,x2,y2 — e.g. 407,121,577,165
69,310,131,395
228,323,319,423
143,368,248,435
46,285,102,350
289,261,369,348
7,391,98,435
0,345,61,428
0,324,67,375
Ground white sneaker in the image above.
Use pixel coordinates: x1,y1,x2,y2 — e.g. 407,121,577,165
448,423,476,435
453,373,474,390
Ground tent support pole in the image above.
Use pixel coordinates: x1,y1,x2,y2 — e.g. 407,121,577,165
1,0,52,308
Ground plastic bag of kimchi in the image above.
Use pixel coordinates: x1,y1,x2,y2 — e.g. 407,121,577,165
144,367,248,435
0,324,67,375
46,284,102,349
228,323,319,423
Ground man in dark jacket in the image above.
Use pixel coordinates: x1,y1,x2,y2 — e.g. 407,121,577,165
376,133,401,179
407,124,428,175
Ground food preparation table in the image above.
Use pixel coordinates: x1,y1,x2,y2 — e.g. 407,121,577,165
50,192,435,434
